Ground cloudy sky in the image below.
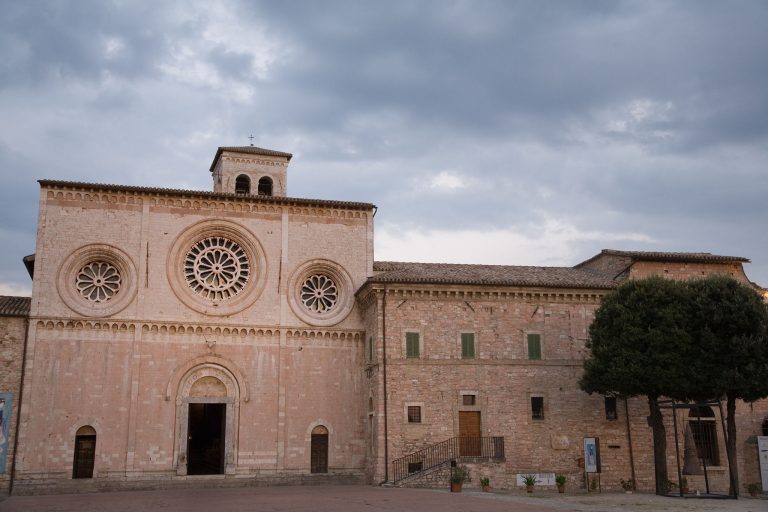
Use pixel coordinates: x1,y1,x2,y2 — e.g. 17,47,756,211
1,0,767,295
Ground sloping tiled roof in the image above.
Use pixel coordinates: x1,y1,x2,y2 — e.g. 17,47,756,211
575,249,750,267
209,145,293,172
370,261,617,289
39,180,375,211
0,296,30,317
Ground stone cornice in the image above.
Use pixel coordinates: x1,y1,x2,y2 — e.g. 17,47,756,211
40,181,373,218
356,282,606,305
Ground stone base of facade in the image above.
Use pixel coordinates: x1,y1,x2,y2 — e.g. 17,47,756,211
10,470,366,496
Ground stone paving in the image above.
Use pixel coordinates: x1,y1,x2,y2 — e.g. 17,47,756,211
0,485,766,512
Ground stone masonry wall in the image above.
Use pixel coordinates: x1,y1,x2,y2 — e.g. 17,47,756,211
0,315,26,494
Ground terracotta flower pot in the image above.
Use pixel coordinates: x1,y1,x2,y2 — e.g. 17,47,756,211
526,485,534,493
450,482,462,493
481,485,490,492
557,485,565,493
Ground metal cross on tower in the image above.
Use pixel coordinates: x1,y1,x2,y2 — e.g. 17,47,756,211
248,134,255,146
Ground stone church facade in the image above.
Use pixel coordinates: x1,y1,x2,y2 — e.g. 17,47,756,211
1,146,766,495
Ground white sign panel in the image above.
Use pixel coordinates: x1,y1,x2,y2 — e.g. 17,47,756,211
759,436,768,494
516,473,555,486
584,437,600,473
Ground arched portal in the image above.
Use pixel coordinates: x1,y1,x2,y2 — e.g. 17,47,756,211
72,425,96,479
174,363,241,476
311,425,329,473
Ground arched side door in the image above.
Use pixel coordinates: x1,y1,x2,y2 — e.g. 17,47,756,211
310,425,328,473
72,425,96,479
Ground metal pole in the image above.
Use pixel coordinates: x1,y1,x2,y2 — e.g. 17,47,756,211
672,403,683,497
697,405,710,495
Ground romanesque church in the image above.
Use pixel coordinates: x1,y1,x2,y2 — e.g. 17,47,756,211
0,146,766,495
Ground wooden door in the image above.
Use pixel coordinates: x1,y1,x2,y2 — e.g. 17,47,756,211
311,425,329,473
459,411,481,456
72,435,96,479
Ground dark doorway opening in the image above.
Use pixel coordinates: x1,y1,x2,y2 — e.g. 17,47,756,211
311,425,329,473
187,403,226,475
72,426,96,479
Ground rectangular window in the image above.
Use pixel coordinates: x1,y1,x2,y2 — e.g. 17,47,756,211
531,397,544,420
461,333,475,359
605,397,618,420
407,405,422,423
406,332,420,358
462,394,476,406
527,333,542,360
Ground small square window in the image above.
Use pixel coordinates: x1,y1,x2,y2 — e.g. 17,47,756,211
605,396,618,420
406,332,420,358
527,334,542,360
461,333,475,359
407,406,422,423
531,397,544,420
462,394,476,406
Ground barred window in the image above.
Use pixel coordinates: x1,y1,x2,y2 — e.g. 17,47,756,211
605,397,618,420
407,406,422,424
531,396,544,420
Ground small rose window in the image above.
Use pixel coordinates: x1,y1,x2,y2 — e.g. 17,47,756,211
300,274,338,313
76,262,121,303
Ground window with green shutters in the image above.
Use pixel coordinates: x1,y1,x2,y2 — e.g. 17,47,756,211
527,333,542,360
461,333,475,359
405,332,420,358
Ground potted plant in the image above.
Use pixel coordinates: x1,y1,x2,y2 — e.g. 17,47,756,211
745,482,760,497
480,477,490,492
680,477,688,494
522,474,537,493
450,465,470,493
664,479,677,494
620,478,634,494
555,474,567,493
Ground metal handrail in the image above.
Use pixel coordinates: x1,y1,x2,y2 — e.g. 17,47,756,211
391,436,505,483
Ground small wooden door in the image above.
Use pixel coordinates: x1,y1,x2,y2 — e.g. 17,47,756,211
311,425,329,473
72,430,96,479
459,411,481,456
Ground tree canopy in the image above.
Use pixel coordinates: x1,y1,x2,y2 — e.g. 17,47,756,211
579,274,768,496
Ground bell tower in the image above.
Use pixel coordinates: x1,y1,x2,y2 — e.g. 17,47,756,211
209,146,292,197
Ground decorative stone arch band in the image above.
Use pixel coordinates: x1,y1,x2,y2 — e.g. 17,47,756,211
288,259,355,327
167,220,267,316
171,361,244,476
57,244,138,317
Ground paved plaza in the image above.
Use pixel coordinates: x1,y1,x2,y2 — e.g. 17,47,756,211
0,486,766,512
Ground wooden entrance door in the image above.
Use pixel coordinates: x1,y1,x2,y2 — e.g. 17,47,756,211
311,425,329,473
459,411,481,456
72,435,96,479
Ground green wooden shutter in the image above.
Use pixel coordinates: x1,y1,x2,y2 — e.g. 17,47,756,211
527,334,542,360
406,332,420,358
461,333,475,359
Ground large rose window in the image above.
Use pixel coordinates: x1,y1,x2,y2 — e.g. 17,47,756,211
184,237,250,301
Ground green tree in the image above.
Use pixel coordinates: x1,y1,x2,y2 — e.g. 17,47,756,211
686,276,768,495
580,277,697,494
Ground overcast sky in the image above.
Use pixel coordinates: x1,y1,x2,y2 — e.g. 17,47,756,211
1,0,767,295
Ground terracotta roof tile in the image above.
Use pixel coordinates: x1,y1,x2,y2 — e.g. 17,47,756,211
0,295,30,317
209,146,293,172
370,261,617,289
575,249,749,267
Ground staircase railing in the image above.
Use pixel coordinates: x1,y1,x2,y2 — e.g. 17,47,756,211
391,436,504,483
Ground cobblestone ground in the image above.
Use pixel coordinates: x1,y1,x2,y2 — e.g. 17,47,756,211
0,486,766,512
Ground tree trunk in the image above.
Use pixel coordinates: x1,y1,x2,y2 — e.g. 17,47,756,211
725,394,739,498
649,396,668,495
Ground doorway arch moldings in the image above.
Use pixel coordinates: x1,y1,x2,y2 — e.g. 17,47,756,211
172,358,244,476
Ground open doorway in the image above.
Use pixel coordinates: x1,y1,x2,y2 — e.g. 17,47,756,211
187,403,226,475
